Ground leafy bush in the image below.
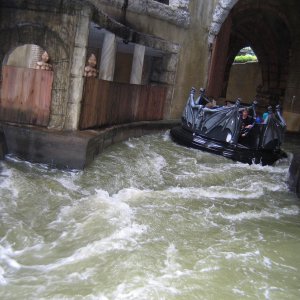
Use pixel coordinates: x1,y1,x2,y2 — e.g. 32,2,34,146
234,54,257,63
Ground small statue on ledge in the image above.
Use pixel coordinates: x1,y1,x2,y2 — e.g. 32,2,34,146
35,51,52,71
84,53,97,77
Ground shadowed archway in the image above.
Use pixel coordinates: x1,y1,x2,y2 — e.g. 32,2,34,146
207,0,292,109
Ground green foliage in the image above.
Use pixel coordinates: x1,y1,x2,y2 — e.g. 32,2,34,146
234,54,258,63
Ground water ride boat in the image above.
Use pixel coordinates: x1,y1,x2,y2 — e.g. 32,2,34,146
170,87,287,165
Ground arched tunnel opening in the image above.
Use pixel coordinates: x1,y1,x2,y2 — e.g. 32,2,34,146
207,0,292,116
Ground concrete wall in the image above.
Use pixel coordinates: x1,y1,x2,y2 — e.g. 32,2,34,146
226,62,262,103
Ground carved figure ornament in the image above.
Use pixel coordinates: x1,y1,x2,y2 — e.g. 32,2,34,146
84,53,97,78
35,51,52,71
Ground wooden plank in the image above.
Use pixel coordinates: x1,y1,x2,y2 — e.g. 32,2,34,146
80,78,99,128
0,66,53,126
79,79,167,129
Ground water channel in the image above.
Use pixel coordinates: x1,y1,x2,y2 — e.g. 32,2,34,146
1,131,300,299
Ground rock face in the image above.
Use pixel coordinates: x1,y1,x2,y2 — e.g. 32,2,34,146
288,153,300,198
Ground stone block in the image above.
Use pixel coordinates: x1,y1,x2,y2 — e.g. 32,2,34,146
2,124,89,169
75,14,90,48
48,114,64,129
71,46,87,76
68,76,84,104
64,102,82,130
162,54,179,72
159,71,176,84
218,0,239,9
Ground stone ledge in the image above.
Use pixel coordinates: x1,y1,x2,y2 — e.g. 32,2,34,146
0,120,180,170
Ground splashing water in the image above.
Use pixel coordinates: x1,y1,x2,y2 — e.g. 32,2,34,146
0,131,300,299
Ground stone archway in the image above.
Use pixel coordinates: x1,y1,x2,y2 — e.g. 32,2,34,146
208,0,238,44
0,22,71,128
207,0,293,112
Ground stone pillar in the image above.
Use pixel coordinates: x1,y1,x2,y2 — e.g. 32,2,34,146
64,7,91,130
206,15,232,100
99,31,117,81
130,44,145,84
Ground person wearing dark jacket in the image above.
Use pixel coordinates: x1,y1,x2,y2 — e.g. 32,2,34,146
240,108,254,137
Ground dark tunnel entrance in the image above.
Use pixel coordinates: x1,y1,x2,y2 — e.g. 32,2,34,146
207,0,293,113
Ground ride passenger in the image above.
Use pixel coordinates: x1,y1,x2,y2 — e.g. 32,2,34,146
255,115,262,123
262,111,269,123
240,108,255,137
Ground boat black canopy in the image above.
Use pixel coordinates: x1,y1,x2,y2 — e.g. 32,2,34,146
171,87,287,165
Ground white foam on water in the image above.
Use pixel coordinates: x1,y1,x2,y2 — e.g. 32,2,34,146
66,267,96,282
0,167,19,199
263,256,272,269
109,277,181,300
162,130,172,141
0,243,22,284
162,243,181,274
224,159,289,175
133,152,167,182
99,243,191,300
166,185,264,200
21,188,148,273
5,154,53,171
223,250,260,261
21,221,147,273
199,265,221,273
262,286,285,300
53,173,82,192
232,288,246,296
0,266,7,286
221,205,299,222
0,134,298,299
124,139,137,148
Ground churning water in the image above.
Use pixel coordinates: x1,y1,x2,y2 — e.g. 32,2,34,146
0,131,300,300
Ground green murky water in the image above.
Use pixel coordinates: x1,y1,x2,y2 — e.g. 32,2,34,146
0,131,300,299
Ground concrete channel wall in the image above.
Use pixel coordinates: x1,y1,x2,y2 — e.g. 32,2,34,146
0,120,180,170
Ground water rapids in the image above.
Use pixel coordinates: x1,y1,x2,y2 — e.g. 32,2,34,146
0,131,300,299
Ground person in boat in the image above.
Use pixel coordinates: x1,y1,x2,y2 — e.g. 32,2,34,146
262,111,269,123
205,99,218,109
240,108,255,137
255,114,262,123
224,100,233,107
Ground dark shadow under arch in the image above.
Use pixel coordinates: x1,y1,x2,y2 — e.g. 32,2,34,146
207,0,292,109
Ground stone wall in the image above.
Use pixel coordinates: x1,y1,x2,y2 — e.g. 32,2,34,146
0,0,217,128
2,0,300,131
226,62,262,103
91,0,190,28
0,0,92,130
98,0,216,118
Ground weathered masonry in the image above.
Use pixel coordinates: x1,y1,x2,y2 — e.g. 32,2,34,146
0,0,181,130
1,0,300,168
